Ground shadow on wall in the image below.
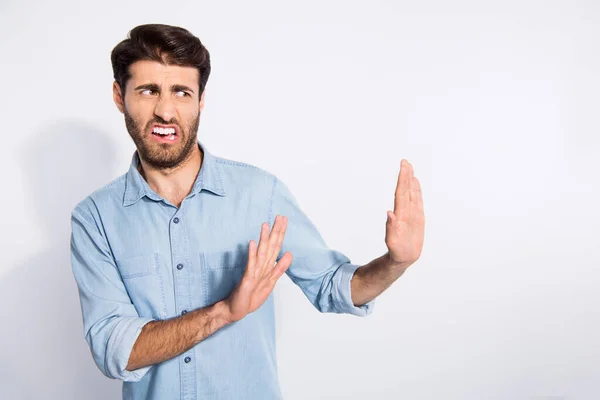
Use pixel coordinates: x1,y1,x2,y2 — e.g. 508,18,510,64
0,122,288,399
0,122,122,399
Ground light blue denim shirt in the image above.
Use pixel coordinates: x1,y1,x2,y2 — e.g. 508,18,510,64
70,140,374,400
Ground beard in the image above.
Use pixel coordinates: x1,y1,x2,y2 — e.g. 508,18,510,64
124,106,200,170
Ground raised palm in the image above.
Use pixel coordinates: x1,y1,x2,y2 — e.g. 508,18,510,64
385,159,425,267
225,215,293,322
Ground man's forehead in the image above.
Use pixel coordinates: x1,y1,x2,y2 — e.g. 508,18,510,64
128,60,199,87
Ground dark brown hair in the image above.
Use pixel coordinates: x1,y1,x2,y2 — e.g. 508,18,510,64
111,24,211,96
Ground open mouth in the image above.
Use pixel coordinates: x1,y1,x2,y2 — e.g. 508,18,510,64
150,125,179,143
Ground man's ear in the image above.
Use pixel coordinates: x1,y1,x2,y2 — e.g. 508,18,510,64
199,89,206,112
112,81,125,114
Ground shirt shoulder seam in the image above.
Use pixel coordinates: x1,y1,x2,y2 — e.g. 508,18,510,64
267,175,279,225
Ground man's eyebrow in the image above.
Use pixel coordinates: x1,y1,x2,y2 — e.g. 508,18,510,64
134,83,160,91
172,84,195,94
132,83,196,94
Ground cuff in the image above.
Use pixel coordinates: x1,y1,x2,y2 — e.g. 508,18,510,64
332,263,375,316
106,317,155,382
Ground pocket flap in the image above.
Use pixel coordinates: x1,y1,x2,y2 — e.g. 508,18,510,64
117,254,155,279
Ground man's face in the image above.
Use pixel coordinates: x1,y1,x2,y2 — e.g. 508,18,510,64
113,60,205,169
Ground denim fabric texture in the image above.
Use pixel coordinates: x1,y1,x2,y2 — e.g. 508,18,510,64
70,140,374,400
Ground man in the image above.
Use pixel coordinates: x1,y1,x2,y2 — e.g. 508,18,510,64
70,24,425,400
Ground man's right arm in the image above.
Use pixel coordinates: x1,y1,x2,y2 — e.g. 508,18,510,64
71,204,231,377
125,300,230,371
71,204,291,380
71,205,231,382
127,215,293,370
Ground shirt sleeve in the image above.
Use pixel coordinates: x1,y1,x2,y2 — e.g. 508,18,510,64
70,205,155,382
269,176,375,316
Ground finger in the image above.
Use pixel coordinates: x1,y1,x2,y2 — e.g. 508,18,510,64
386,210,396,226
269,216,287,264
413,177,424,213
246,239,258,278
256,222,270,268
408,162,414,203
408,162,415,220
394,159,410,217
268,251,293,283
258,215,280,278
265,215,286,270
267,215,283,258
276,216,289,262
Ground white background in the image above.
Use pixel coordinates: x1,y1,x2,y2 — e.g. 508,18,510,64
1,0,599,399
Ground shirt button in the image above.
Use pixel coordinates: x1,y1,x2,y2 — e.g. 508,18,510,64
173,217,180,224
181,310,188,315
184,356,191,363
176,263,184,270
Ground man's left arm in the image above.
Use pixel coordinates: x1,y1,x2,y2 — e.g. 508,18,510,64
351,159,425,306
269,159,424,314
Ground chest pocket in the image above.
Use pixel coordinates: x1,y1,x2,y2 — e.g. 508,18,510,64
201,249,248,306
116,253,167,319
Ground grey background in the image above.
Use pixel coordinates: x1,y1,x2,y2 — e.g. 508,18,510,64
1,0,598,399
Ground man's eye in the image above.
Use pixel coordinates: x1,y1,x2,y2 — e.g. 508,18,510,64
141,89,155,96
176,91,189,98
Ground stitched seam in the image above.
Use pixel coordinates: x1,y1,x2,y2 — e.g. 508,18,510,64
204,265,245,271
215,158,262,170
102,315,123,379
154,252,168,319
97,174,126,192
267,176,278,226
89,197,117,261
202,253,209,306
73,207,95,227
215,165,226,195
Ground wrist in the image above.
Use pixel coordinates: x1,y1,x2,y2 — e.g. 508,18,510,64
385,251,412,270
193,301,233,343
212,300,234,326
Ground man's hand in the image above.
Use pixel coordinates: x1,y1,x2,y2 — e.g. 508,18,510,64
126,216,291,371
224,215,293,323
350,159,425,306
385,159,425,268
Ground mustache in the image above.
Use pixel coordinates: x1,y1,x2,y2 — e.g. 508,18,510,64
146,117,181,130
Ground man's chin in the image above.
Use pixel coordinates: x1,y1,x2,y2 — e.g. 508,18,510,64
143,156,183,170
140,141,195,170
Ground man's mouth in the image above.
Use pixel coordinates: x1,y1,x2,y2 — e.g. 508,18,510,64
150,125,179,142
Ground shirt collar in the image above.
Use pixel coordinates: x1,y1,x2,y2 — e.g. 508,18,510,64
123,140,226,206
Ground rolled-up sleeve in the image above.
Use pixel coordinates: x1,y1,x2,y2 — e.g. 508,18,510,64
70,205,155,381
269,177,375,316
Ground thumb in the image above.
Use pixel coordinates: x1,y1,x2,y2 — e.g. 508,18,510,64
386,210,394,224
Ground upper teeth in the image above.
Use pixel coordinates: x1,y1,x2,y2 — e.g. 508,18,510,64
153,127,176,135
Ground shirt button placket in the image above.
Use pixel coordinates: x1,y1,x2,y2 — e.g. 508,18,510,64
171,213,196,399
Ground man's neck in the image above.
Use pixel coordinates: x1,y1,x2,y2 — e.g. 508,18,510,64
138,145,203,208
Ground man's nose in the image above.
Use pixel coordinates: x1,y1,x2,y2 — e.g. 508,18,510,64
154,96,176,122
